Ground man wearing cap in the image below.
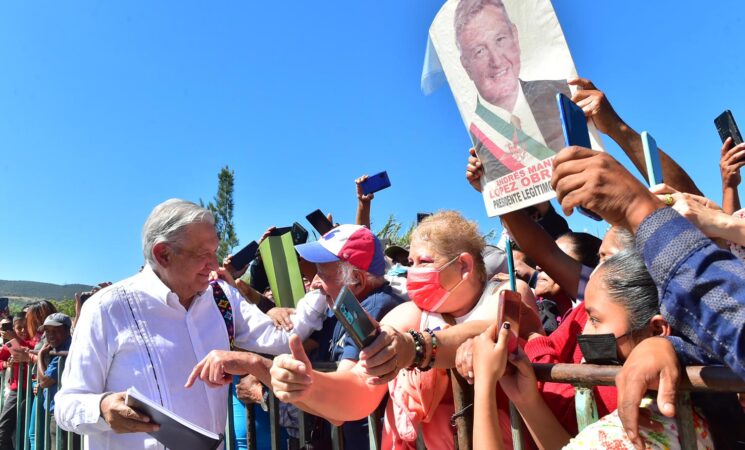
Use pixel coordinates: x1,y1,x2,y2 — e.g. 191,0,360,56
36,313,73,450
290,225,406,449
189,225,406,449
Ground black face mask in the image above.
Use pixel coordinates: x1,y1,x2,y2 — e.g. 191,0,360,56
577,333,623,365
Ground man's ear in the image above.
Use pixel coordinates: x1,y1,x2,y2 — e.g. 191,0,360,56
650,314,671,337
152,242,172,268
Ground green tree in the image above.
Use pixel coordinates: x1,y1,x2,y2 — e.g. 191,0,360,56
202,166,239,262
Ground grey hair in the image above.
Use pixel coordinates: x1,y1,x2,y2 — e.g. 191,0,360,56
612,226,635,252
454,0,511,50
338,261,385,290
598,250,659,332
141,199,215,267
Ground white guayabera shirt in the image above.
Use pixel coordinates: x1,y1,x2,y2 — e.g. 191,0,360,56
55,265,327,450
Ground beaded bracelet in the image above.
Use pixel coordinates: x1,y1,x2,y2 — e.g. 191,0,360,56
408,329,425,370
422,328,438,371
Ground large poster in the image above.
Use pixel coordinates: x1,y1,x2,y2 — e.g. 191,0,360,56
428,0,602,216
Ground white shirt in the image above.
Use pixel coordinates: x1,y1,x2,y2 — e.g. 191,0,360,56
55,265,327,450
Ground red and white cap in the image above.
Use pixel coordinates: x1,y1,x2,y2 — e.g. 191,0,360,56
295,224,385,276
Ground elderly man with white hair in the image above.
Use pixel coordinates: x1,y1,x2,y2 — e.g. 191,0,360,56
55,199,327,450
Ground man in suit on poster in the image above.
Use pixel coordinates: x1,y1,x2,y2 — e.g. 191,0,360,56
455,0,570,180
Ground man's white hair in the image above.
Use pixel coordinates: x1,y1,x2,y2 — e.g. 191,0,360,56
454,0,512,50
338,261,385,290
141,199,215,267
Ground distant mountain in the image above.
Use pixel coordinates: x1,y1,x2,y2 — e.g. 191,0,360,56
0,280,94,301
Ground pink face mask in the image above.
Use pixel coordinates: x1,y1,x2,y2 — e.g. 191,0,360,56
406,256,464,312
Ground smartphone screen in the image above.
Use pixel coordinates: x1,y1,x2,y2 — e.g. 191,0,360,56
416,212,432,224
360,171,392,196
306,209,334,235
715,110,743,146
332,286,379,349
230,241,259,272
556,93,602,221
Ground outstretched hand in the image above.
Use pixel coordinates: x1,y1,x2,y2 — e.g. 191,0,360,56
616,337,679,450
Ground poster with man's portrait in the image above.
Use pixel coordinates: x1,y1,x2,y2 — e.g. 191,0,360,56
428,0,603,216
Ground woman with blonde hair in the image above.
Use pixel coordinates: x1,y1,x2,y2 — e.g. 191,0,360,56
270,211,537,449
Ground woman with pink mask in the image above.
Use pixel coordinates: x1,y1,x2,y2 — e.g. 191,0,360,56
270,211,537,449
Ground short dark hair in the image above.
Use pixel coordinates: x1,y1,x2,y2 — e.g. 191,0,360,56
557,232,602,268
12,312,26,323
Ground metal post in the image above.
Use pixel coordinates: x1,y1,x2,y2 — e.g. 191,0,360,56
574,386,599,431
16,363,25,450
34,389,43,450
267,391,281,450
675,392,697,450
246,404,256,450
225,386,235,450
43,386,50,450
24,363,33,450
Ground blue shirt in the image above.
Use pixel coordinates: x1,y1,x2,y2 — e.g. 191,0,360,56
635,207,745,378
44,336,72,412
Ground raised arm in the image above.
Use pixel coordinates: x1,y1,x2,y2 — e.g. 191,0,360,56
719,137,745,214
569,78,702,196
355,174,374,229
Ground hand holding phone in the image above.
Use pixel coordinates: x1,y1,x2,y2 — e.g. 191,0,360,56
556,93,603,221
499,290,521,353
332,286,380,349
715,110,743,146
228,241,259,274
359,171,392,196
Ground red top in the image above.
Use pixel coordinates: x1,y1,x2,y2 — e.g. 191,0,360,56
524,303,618,436
0,338,35,391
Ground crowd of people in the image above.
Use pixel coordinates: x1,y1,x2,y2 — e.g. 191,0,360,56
3,5,743,450
32,73,742,449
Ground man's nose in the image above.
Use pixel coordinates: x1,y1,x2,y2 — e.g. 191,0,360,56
206,255,219,271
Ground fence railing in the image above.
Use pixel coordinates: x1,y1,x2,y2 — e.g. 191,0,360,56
4,354,742,450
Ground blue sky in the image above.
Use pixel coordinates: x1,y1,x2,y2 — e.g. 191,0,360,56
1,1,744,286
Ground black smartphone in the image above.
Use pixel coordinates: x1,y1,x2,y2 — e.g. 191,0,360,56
416,212,432,224
715,110,743,146
332,286,380,349
291,222,308,245
268,226,293,237
360,171,392,196
306,209,334,236
0,322,11,332
556,93,602,221
230,241,260,272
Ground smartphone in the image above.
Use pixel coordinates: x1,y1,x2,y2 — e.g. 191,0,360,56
0,322,11,332
360,171,392,196
291,222,308,245
715,110,743,146
332,286,380,349
499,290,521,353
416,212,432,224
268,226,293,237
230,241,259,272
641,131,663,186
306,209,334,236
556,93,602,221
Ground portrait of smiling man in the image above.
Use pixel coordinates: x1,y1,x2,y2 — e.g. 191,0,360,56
455,0,571,181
